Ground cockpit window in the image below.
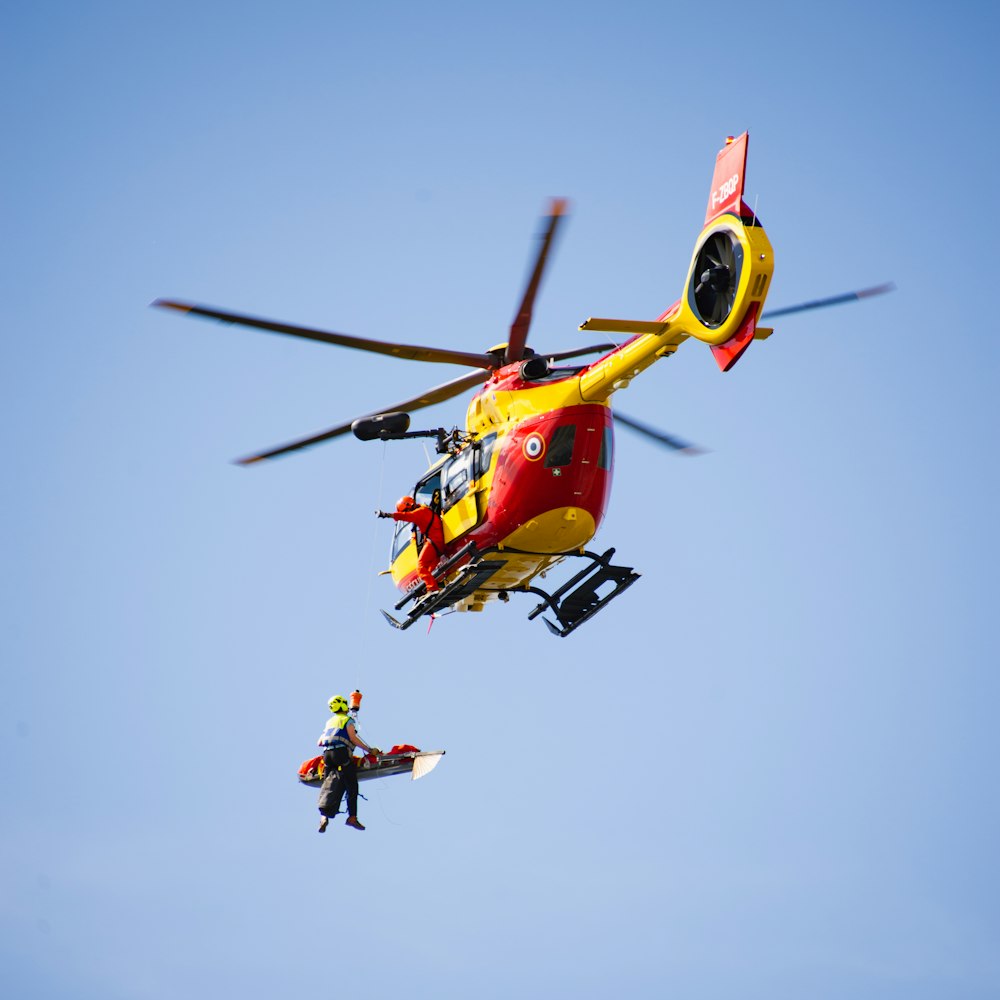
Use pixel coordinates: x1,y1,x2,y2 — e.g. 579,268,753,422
545,424,577,468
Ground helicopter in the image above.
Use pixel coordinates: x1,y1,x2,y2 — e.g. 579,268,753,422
154,132,892,637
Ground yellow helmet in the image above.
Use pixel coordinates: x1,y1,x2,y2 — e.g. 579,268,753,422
328,695,349,714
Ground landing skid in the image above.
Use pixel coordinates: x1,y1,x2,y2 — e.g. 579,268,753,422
522,547,640,637
379,544,639,637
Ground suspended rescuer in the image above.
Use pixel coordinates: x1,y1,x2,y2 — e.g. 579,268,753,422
317,694,381,832
377,493,445,592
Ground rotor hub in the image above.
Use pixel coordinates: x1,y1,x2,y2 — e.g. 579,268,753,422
701,264,732,294
689,230,743,328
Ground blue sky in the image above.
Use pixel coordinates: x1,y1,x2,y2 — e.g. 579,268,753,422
2,3,998,998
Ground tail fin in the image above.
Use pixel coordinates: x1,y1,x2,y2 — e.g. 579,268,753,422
705,132,749,226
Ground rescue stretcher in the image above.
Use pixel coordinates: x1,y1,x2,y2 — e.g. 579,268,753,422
298,745,446,787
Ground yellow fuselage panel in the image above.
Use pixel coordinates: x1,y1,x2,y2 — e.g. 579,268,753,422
504,505,597,553
465,376,586,438
459,551,567,611
391,536,420,586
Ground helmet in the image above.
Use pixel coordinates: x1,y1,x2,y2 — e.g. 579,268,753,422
396,495,416,512
328,695,349,714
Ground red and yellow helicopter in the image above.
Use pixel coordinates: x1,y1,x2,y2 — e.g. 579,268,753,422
155,133,891,636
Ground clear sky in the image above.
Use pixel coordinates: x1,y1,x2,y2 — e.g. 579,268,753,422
3,3,998,998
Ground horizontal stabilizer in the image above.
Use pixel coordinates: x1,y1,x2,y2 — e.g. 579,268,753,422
579,318,671,336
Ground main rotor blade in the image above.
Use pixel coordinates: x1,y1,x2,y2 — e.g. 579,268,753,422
505,198,568,366
544,343,618,363
614,411,703,455
761,282,895,320
235,369,489,465
152,299,496,371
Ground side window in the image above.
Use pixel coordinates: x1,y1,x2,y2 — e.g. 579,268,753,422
545,424,577,468
443,449,473,510
598,425,613,470
475,433,498,478
414,471,442,507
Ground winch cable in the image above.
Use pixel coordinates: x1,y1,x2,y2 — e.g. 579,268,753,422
372,782,404,827
363,440,390,628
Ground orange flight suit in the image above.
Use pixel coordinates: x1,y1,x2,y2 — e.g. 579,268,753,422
392,504,445,592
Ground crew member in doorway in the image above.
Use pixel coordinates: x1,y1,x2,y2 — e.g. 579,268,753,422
377,493,445,592
317,695,381,832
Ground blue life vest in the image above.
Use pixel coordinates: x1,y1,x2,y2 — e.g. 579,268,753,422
318,711,353,751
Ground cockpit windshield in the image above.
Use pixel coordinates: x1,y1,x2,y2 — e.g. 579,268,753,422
391,520,412,562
